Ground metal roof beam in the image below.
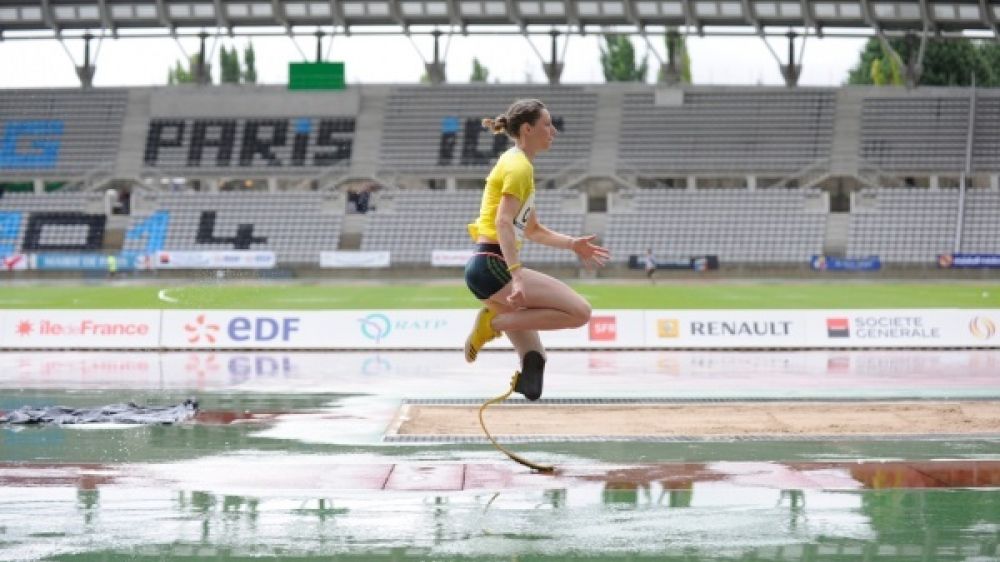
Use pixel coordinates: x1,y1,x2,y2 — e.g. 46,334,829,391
679,0,700,33
215,0,233,31
740,0,762,32
39,0,57,34
271,0,290,31
978,0,999,36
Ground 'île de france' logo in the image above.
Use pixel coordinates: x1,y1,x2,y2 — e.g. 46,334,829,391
185,314,221,344
16,320,32,336
969,317,997,340
358,313,391,343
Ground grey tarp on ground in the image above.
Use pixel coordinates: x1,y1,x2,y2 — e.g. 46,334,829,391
0,399,198,425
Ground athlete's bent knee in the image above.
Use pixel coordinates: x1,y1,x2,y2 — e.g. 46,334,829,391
568,300,591,328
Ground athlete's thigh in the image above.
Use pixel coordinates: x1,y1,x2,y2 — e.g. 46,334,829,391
486,268,588,316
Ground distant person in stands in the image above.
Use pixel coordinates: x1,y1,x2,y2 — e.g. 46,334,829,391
347,182,378,214
463,98,610,400
645,248,657,283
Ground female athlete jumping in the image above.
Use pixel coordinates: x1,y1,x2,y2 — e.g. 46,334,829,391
463,98,610,400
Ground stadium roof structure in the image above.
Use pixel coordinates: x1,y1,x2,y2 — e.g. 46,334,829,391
0,0,996,35
0,0,996,86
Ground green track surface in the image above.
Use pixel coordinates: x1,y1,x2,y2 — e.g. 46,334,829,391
0,282,997,309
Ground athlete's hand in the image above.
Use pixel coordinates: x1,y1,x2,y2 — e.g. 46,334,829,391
571,235,611,269
507,275,527,308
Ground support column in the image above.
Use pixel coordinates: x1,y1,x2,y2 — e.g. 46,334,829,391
779,31,802,87
876,30,927,89
659,29,684,85
315,30,325,62
75,33,96,88
33,179,45,193
542,29,564,85
991,175,999,191
195,32,210,85
424,30,446,84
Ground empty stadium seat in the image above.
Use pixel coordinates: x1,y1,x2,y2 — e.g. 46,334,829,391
860,97,969,172
606,189,828,264
618,89,836,175
0,193,107,253
846,188,959,263
0,89,128,179
121,192,343,264
959,190,1000,254
379,86,597,180
360,189,585,265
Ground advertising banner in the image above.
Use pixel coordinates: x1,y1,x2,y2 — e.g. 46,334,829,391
33,254,112,271
1,254,28,271
938,253,1000,269
0,310,161,349
804,309,1000,348
319,251,391,268
810,255,881,271
154,251,276,269
627,255,719,271
0,309,995,350
533,310,646,349
160,309,650,350
431,250,475,267
644,310,808,348
161,310,332,349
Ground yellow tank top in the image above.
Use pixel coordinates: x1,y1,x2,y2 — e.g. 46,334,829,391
467,148,536,245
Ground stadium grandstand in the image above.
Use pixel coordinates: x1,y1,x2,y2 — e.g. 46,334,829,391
1,83,996,272
1,0,998,276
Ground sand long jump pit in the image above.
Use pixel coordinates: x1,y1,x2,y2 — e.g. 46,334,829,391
385,398,1000,443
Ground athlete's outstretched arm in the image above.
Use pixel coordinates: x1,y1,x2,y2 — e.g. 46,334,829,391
525,213,610,269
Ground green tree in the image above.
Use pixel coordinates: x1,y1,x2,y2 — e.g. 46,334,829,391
167,54,210,85
243,42,257,84
217,43,256,84
600,35,648,82
219,46,241,83
847,37,999,87
470,57,489,82
658,29,692,84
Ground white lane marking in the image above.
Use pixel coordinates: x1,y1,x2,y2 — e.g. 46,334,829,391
158,289,180,303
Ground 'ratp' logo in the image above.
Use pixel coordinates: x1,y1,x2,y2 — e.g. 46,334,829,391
969,317,997,340
185,314,221,344
358,313,391,343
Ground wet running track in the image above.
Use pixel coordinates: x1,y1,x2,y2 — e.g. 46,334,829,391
1,350,999,561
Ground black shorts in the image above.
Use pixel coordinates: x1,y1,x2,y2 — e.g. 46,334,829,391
464,243,512,300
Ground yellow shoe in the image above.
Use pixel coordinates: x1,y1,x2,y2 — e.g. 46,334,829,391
465,307,501,363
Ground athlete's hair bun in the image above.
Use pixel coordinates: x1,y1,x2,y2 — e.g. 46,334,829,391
481,115,509,135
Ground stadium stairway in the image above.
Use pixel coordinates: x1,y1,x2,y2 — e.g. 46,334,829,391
823,212,850,257
588,87,626,179
348,86,388,180
338,213,365,250
829,88,864,180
